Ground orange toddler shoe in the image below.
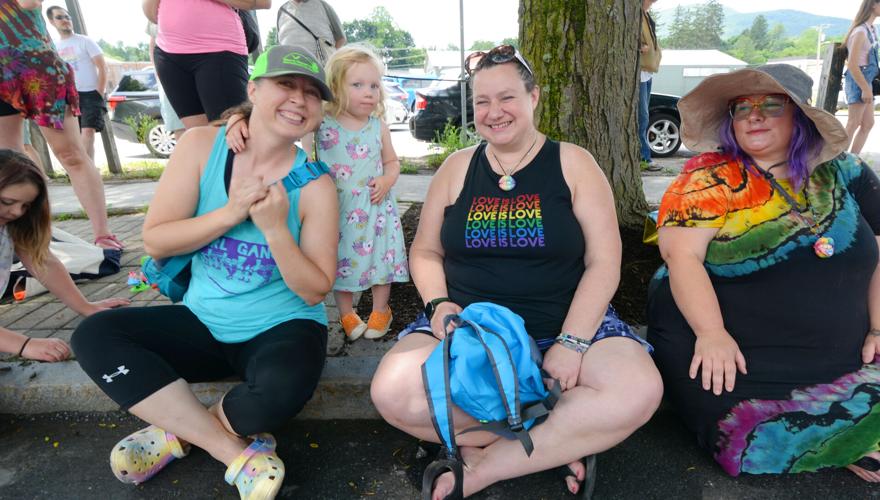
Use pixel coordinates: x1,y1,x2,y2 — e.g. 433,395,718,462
341,312,367,341
364,308,393,339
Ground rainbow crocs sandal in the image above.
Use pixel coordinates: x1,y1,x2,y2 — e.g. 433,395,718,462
110,425,190,484
225,433,285,500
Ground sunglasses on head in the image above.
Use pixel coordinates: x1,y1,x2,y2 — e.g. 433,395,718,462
464,45,533,77
728,94,789,121
54,14,71,20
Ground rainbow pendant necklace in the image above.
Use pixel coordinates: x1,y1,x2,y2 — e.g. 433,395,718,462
490,133,538,192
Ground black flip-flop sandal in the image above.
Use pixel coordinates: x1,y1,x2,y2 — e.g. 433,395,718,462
557,455,597,499
852,456,880,472
422,447,464,500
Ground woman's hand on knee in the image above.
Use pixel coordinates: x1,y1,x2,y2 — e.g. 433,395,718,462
689,330,747,396
542,344,582,392
862,330,880,364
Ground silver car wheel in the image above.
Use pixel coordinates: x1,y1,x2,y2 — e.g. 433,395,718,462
146,123,176,158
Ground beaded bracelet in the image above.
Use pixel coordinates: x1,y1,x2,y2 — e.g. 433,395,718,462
869,329,880,337
555,333,592,354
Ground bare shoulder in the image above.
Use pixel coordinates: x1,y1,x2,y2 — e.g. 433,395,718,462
430,144,480,204
558,141,608,187
301,173,337,201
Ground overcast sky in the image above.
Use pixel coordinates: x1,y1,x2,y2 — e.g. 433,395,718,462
59,0,866,48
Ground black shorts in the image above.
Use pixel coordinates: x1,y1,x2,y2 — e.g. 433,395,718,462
77,90,106,131
0,99,20,117
153,46,248,121
71,305,328,436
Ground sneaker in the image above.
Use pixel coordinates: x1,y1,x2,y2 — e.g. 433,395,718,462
225,433,284,500
641,160,662,172
110,425,190,485
341,312,367,341
364,308,393,339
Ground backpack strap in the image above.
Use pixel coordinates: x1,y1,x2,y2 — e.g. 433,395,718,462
451,316,538,456
421,329,458,456
224,148,328,194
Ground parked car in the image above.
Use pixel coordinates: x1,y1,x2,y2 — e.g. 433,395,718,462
384,74,438,111
107,69,176,158
410,85,682,158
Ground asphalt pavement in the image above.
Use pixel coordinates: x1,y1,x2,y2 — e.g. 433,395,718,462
0,412,875,499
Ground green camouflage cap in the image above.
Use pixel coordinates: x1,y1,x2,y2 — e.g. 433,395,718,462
250,45,333,101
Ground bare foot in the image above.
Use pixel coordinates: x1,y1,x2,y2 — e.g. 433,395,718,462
428,446,482,500
562,458,585,494
846,451,880,483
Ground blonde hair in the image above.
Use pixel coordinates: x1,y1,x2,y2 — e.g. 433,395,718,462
323,44,386,119
846,0,878,48
0,150,51,270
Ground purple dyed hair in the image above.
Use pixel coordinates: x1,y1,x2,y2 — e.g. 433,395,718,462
718,104,822,191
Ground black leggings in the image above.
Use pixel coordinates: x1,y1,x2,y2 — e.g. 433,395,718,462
71,305,327,436
152,46,248,120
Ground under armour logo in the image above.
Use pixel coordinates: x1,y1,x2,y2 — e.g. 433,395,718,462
102,366,130,383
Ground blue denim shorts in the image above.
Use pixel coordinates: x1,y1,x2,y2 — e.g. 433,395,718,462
844,65,879,105
398,304,653,354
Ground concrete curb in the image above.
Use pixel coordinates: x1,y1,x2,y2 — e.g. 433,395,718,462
0,355,381,419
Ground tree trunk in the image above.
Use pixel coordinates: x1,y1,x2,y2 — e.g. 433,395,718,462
520,0,648,228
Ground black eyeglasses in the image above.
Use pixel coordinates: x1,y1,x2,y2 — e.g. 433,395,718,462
464,45,533,77
54,15,71,20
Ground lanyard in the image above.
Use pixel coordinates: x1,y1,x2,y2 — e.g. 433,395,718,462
751,162,819,233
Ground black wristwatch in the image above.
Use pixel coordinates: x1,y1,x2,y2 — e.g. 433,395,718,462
424,297,451,320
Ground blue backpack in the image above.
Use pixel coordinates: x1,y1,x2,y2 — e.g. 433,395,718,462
142,148,329,302
421,302,559,499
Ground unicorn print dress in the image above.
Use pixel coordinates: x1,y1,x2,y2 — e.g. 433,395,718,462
317,115,409,292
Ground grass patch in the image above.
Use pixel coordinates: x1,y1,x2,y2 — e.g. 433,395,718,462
50,161,166,183
400,160,420,175
53,205,149,221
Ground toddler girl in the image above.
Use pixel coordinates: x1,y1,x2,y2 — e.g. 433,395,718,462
319,45,409,340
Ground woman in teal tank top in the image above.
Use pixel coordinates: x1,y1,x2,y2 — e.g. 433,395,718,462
71,46,338,499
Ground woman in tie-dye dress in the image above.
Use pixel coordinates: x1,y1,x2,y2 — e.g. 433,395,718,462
648,65,880,482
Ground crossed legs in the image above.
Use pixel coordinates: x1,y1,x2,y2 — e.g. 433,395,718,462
371,334,663,498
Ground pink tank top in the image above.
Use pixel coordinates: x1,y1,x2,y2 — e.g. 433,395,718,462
156,0,247,56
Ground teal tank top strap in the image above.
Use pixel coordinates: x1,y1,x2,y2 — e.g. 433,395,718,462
201,126,231,190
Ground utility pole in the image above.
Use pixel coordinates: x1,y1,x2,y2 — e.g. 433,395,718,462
65,0,123,174
458,0,467,142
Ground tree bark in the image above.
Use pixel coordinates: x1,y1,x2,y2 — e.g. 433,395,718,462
520,0,648,228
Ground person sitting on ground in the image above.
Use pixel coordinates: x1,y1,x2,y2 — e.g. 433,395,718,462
647,64,880,482
369,44,663,499
70,45,338,499
0,150,128,362
0,0,123,249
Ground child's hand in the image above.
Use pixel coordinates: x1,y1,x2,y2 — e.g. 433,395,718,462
226,174,269,224
225,114,250,153
249,182,291,236
21,337,71,363
368,175,394,205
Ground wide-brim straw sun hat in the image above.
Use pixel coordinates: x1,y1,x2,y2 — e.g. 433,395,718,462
678,64,848,168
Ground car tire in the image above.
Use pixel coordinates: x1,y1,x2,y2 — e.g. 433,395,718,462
647,113,681,158
145,122,176,159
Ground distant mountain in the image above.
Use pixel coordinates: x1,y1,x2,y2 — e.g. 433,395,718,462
655,6,852,40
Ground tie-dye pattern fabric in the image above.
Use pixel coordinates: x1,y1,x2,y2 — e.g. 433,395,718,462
716,356,880,476
647,151,880,476
317,115,409,292
0,2,79,128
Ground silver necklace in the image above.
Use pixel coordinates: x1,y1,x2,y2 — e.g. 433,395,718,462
490,133,539,191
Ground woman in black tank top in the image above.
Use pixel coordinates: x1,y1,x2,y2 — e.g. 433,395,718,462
371,45,662,498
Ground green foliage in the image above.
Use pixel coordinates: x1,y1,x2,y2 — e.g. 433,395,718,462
266,26,278,50
399,161,419,174
662,1,725,49
123,114,159,144
501,37,519,49
343,7,424,69
428,123,480,168
469,40,496,50
97,39,149,62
